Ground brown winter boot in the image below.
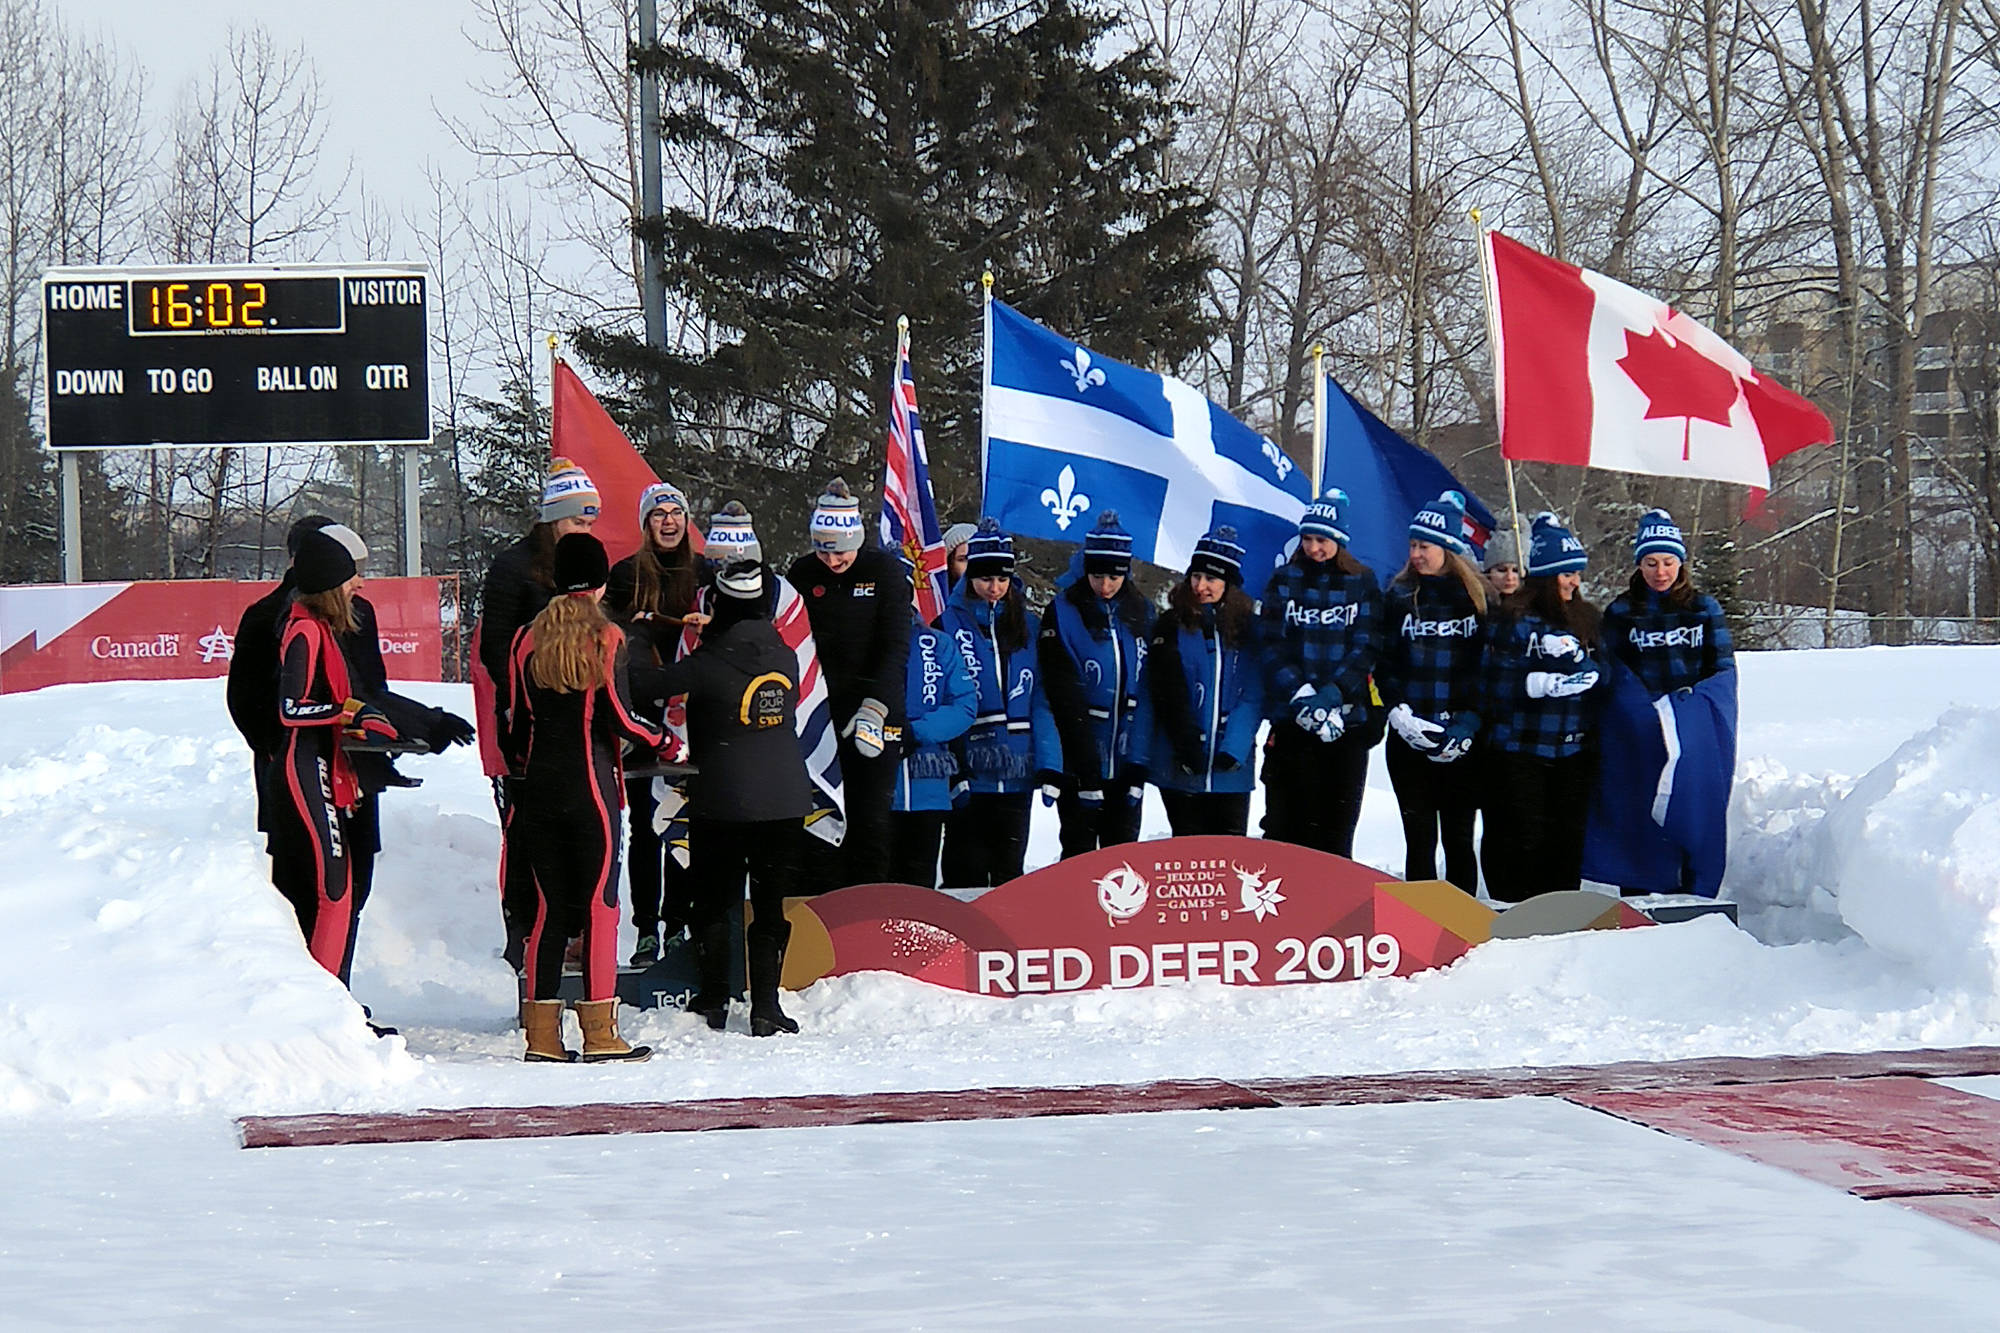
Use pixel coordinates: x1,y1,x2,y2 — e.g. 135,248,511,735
521,999,575,1063
576,999,652,1063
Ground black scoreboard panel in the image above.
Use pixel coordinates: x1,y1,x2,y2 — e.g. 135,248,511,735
42,267,430,449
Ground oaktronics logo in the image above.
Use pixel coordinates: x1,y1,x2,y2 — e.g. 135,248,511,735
1095,863,1149,923
1233,864,1285,921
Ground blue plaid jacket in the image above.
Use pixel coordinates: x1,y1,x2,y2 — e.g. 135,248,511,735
1378,573,1486,734
1258,555,1384,727
1481,609,1603,759
1601,589,1735,696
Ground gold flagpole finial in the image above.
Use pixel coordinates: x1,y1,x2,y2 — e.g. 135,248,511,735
1469,206,1483,228
981,269,994,295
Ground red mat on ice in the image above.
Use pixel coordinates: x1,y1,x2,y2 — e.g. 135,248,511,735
237,1045,2000,1149
1575,1076,2000,1238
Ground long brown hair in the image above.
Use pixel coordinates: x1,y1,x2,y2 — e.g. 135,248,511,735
1166,579,1256,647
1519,574,1600,646
1626,563,1696,609
528,593,616,693
1391,551,1489,616
630,530,697,619
299,584,358,636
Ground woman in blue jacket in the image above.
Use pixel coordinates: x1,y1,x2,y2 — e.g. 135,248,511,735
1257,488,1384,857
1038,512,1152,859
1600,508,1735,694
1480,511,1603,903
937,522,1058,887
1131,526,1263,836
1378,492,1489,892
888,608,980,888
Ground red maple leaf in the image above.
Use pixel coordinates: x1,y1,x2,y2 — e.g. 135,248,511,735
1617,326,1741,459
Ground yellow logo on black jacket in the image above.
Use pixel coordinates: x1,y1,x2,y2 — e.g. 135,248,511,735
740,671,794,729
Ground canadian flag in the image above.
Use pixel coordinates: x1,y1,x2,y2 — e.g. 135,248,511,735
1483,230,1833,488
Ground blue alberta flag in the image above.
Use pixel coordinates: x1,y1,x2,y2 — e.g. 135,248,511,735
1321,376,1497,583
983,301,1313,579
1581,657,1738,897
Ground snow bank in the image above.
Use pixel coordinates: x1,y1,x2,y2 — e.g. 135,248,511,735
0,682,417,1113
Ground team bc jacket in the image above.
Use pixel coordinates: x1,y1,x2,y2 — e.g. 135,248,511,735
1258,555,1385,733
1130,608,1265,795
893,620,980,813
501,623,665,810
1037,579,1152,785
937,583,1058,794
1480,611,1605,759
1600,588,1736,695
785,546,914,735
640,605,815,824
1377,572,1487,740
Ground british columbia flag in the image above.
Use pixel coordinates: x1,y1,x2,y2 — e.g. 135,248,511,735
880,317,951,623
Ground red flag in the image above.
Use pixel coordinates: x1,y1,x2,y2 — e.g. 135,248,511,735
1484,230,1833,488
552,359,659,565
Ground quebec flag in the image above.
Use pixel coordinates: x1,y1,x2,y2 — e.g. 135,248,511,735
983,301,1312,578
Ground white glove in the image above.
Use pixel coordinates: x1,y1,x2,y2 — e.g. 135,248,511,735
843,697,889,758
1537,633,1584,662
1431,736,1472,764
1315,710,1346,743
1387,703,1444,752
1525,669,1598,700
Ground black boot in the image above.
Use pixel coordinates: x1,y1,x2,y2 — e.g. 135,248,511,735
748,920,799,1037
688,918,732,1031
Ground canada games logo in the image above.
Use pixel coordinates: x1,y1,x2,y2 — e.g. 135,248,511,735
1095,863,1148,923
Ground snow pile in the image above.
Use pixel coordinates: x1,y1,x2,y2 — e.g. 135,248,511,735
1802,708,2000,991
0,682,417,1113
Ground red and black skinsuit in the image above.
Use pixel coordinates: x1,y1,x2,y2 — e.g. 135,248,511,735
503,622,666,1002
272,602,365,981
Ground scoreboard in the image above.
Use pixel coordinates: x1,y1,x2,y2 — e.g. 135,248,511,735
41,264,430,450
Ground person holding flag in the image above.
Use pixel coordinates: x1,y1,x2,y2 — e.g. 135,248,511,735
1258,489,1385,858
1377,492,1490,893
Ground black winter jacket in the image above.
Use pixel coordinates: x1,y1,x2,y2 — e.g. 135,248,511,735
479,536,553,713
785,545,912,730
647,603,814,823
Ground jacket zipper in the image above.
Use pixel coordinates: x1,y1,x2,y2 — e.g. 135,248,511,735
1105,604,1123,782
1205,629,1222,794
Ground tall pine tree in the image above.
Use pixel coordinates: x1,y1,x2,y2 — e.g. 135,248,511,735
583,0,1213,542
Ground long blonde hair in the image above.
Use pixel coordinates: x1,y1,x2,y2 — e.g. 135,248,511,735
1393,550,1489,616
299,584,359,635
528,593,615,693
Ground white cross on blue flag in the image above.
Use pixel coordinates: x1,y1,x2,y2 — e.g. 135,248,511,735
982,301,1312,577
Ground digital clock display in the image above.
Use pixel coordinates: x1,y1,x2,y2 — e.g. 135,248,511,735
129,276,343,334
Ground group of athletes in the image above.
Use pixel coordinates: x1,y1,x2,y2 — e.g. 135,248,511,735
228,460,1732,1064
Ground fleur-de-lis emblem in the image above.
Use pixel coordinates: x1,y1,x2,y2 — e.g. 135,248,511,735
1062,345,1107,393
1040,465,1091,530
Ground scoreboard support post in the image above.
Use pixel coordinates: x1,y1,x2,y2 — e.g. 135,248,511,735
400,441,423,579
60,452,82,583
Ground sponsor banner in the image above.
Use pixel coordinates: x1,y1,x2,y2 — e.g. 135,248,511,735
776,836,1533,995
0,577,443,693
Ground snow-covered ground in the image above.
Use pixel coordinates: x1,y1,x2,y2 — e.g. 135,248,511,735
6,646,2000,1324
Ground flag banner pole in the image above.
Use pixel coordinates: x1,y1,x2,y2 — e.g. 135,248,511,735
1471,209,1524,544
1311,343,1327,497
980,269,995,513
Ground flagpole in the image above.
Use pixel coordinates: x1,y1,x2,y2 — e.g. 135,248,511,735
547,332,560,460
1311,343,1327,497
1470,208,1525,547
981,269,994,514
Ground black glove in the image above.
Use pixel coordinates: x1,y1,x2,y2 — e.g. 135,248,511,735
1212,753,1241,774
429,709,476,750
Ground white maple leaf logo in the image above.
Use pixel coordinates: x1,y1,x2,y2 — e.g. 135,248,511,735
1234,864,1285,921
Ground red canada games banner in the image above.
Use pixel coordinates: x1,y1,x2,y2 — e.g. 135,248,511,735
0,578,444,694
777,837,1514,995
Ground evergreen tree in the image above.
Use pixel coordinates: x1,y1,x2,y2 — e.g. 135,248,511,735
0,367,57,583
586,0,1213,539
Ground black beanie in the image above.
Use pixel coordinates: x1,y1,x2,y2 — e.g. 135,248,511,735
553,532,610,594
285,515,336,558
293,531,357,595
